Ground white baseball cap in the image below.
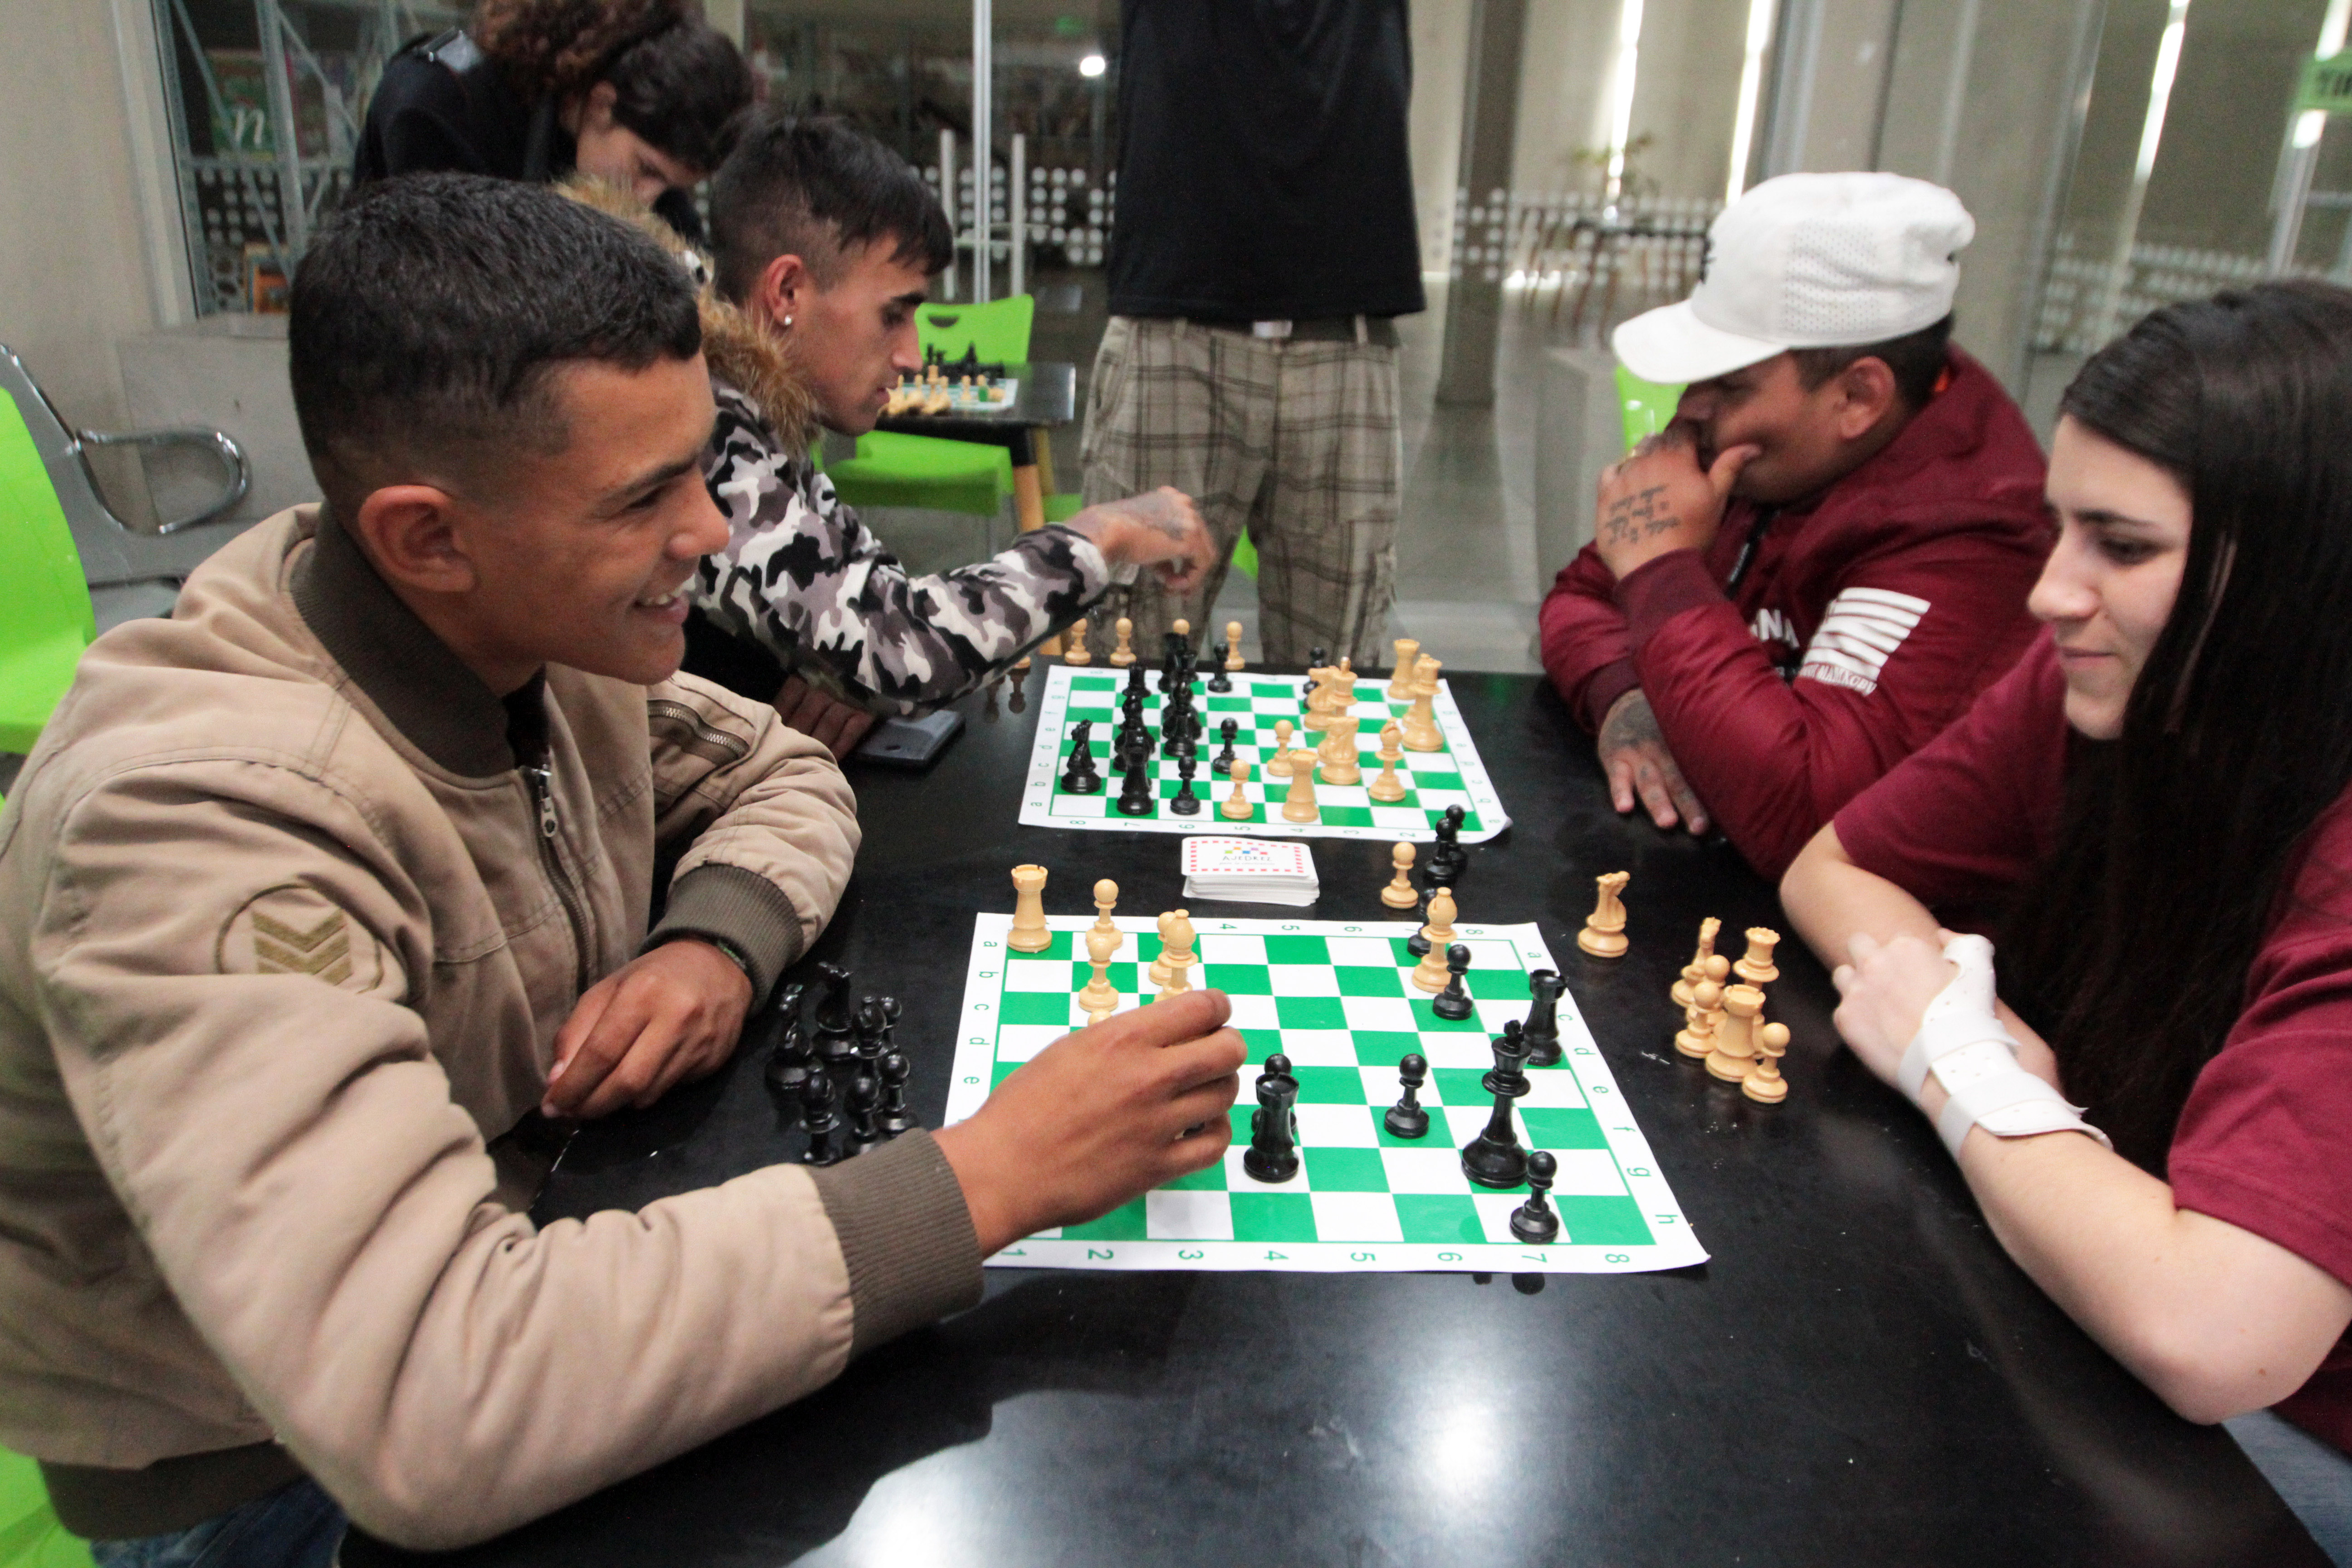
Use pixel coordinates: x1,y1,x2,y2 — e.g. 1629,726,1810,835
1612,172,1975,386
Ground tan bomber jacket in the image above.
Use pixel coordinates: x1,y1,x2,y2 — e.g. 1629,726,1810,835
0,507,983,1547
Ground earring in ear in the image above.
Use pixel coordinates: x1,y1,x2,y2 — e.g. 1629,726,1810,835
780,314,793,329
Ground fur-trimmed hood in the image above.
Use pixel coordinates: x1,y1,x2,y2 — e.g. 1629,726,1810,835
558,175,821,454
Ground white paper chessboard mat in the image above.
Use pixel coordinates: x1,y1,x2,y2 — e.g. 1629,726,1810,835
1019,665,1511,844
945,913,1706,1274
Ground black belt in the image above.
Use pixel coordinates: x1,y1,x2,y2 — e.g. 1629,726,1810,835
1177,315,1401,347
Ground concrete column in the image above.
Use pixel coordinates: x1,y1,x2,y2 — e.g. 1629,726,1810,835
1435,0,1529,407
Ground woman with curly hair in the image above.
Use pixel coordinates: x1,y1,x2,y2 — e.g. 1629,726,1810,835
354,0,752,237
1783,281,2352,1560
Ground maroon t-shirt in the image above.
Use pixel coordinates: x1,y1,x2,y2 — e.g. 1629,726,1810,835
1837,633,2352,1452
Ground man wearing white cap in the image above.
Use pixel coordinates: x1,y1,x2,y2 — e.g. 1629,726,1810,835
1539,172,2051,878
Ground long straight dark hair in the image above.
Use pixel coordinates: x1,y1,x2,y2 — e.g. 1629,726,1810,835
2000,282,2352,1172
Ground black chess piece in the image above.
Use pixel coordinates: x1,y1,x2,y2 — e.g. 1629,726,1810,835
1510,1150,1561,1243
1243,1053,1301,1182
1008,660,1029,714
1170,743,1201,815
855,995,892,1062
1061,720,1103,794
1424,805,1469,886
1124,661,1150,701
762,981,810,1098
1116,756,1156,816
1432,943,1475,1022
799,1068,843,1165
877,1051,915,1137
812,963,858,1067
875,995,902,1052
1206,653,1233,695
1461,1023,1534,1188
1522,970,1564,1067
1210,718,1240,776
844,1071,881,1152
1482,1019,1534,1099
1384,1051,1431,1138
1302,647,1327,703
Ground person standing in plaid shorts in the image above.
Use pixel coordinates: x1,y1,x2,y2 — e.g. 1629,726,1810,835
1081,0,1423,669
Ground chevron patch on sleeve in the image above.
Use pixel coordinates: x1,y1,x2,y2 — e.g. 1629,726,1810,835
1796,587,1930,696
215,885,387,994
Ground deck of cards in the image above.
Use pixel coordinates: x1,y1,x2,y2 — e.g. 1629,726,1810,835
1180,837,1320,907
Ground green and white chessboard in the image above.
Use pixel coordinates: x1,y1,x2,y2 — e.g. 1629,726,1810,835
945,914,1705,1274
1019,665,1510,843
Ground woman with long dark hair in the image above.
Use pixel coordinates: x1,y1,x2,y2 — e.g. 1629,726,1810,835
1782,280,2352,1558
354,0,752,238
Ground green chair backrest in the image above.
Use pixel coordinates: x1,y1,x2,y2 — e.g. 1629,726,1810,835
1614,364,1685,455
918,295,1035,365
0,390,97,649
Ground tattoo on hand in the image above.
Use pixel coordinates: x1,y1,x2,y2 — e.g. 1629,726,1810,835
1599,691,1665,753
1599,484,1677,547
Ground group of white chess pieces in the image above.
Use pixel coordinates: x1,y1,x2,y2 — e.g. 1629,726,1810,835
1004,857,1492,1025
882,366,1010,416
1067,622,1450,826
1570,872,1791,1104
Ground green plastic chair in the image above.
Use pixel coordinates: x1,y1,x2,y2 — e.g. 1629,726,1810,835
0,1450,94,1568
0,389,100,755
0,344,248,755
828,295,1039,522
1042,493,1084,524
916,295,1035,364
1615,364,1684,454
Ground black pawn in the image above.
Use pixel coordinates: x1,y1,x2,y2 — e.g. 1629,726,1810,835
1431,942,1475,1022
854,995,891,1061
1061,720,1102,794
1170,744,1201,815
1243,1053,1301,1183
1523,970,1564,1067
1510,1151,1561,1243
1211,718,1240,775
1303,647,1327,703
799,1068,843,1165
1206,655,1233,694
1116,757,1156,816
763,981,810,1098
875,995,902,1051
844,1071,881,1152
1384,1052,1430,1138
877,1051,914,1137
1424,805,1469,886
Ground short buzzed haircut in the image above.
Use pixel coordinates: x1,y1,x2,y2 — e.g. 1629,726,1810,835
709,114,955,304
289,173,701,520
1791,314,1955,410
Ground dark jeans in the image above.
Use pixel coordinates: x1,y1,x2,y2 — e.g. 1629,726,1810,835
2230,1409,2352,1567
89,1479,343,1568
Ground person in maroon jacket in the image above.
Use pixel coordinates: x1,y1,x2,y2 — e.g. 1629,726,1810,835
1781,283,2352,1561
1540,173,2051,877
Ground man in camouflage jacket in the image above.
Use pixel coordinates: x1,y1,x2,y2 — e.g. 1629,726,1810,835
685,117,1214,754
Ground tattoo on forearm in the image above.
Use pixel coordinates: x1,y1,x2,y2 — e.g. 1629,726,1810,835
1599,484,1678,547
1599,690,1665,753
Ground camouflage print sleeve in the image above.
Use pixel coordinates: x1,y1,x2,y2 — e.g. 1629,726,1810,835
693,382,1112,716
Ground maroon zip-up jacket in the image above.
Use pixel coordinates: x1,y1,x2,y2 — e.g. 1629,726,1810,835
1538,346,2051,879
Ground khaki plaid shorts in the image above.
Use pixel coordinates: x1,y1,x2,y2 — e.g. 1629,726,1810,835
1078,316,1401,668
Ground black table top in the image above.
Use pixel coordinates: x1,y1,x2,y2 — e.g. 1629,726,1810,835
349,666,2320,1568
873,361,1078,447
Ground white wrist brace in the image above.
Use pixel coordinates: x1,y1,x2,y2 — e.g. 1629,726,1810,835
1895,935,2112,1157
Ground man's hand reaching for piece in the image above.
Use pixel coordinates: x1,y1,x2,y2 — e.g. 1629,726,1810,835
1065,486,1217,591
1599,688,1710,834
543,939,755,1119
933,988,1245,1255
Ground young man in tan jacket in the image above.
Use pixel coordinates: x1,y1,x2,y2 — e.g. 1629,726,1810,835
0,175,1243,1564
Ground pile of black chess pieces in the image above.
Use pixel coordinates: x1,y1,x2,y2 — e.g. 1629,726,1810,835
1071,628,1214,817
763,962,917,1166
